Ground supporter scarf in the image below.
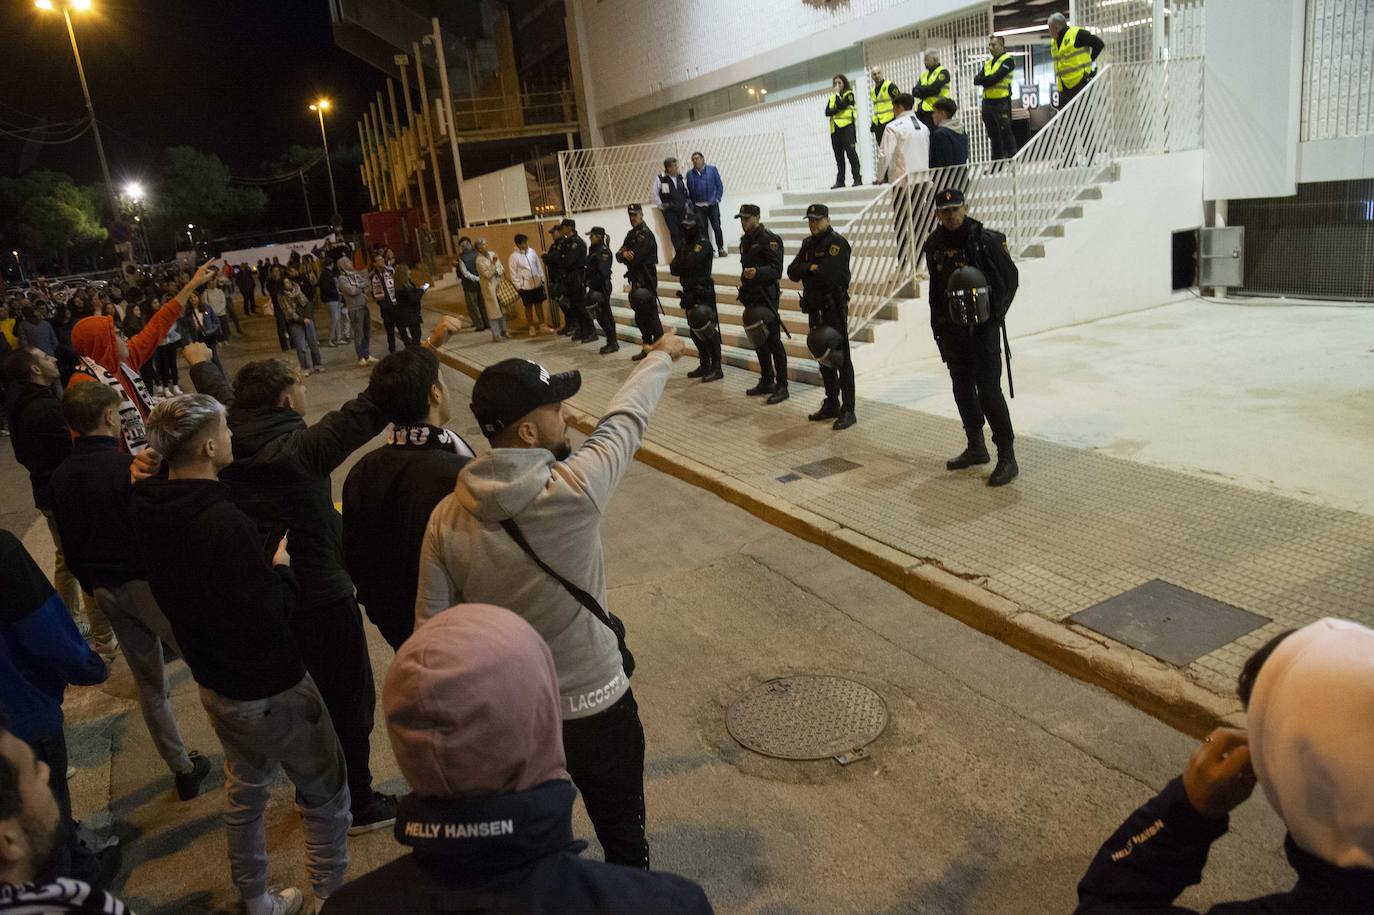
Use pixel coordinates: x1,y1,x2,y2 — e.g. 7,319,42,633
76,355,153,454
389,424,476,459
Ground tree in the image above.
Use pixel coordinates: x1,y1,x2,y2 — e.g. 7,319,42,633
0,170,108,273
149,146,266,243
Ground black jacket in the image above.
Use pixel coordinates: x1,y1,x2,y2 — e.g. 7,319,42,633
921,216,1019,330
616,223,658,287
5,381,72,510
322,780,714,915
394,285,425,326
1077,778,1374,914
189,361,386,610
341,426,470,650
929,124,971,168
738,225,785,308
787,226,851,312
585,242,613,295
49,436,143,592
317,267,340,303
130,477,305,701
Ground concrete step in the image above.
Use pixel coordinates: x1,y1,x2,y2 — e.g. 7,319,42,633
654,265,802,291
1056,205,1084,220
770,201,870,219
1076,186,1103,201
647,280,906,321
611,305,825,362
647,297,882,343
781,186,885,207
607,306,824,385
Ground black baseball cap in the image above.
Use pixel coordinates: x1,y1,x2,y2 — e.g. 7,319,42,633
734,204,761,219
559,218,577,230
627,203,643,215
471,358,582,438
804,203,829,220
935,188,966,209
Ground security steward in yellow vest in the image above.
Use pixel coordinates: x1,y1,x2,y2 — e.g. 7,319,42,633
826,75,862,188
787,203,856,430
1048,13,1105,109
616,203,662,360
869,66,899,146
971,35,1018,160
912,51,951,132
737,203,788,404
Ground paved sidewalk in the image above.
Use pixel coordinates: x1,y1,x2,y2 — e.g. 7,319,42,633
426,296,1374,731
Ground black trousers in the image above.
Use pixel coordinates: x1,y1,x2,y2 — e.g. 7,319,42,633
240,288,256,315
936,321,1014,449
589,287,617,341
914,108,935,132
662,209,685,258
870,120,889,147
291,596,377,811
810,306,855,410
1058,80,1086,110
379,307,398,352
566,288,594,339
754,313,788,385
271,301,290,351
31,729,97,886
697,203,725,252
981,98,1017,160
683,285,721,370
630,274,663,344
398,322,423,347
830,124,861,184
562,690,649,869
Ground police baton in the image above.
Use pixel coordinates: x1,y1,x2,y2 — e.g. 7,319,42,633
1001,319,1014,399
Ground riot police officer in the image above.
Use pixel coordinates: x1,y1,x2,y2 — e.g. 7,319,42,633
542,223,573,335
669,212,722,382
554,219,595,344
616,203,662,361
736,203,788,404
920,188,1019,486
786,203,855,430
585,225,618,354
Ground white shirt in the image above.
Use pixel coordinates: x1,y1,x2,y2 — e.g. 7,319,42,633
201,286,228,316
876,113,930,183
507,247,545,291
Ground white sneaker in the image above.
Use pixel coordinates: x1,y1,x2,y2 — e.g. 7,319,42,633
366,356,379,364
358,358,369,367
246,887,304,915
155,385,167,397
528,326,536,337
313,366,326,374
170,385,184,395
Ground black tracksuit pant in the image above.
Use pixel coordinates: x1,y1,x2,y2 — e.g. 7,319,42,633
935,320,1014,449
562,690,649,870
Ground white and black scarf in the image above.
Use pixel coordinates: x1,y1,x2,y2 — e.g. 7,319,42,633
389,424,476,459
76,355,154,454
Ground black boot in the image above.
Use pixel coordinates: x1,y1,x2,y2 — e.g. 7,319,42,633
808,398,839,422
745,380,775,397
631,349,648,361
766,384,790,405
687,363,708,379
599,341,620,355
987,447,1019,487
832,409,856,431
701,364,724,383
946,440,991,470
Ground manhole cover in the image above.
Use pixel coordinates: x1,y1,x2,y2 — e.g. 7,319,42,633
727,675,888,760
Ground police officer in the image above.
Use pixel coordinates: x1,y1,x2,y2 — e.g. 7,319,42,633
786,203,855,430
912,49,952,133
736,203,788,404
555,219,595,344
542,222,573,335
669,212,722,383
920,188,1019,486
972,35,1017,160
616,203,662,361
585,226,618,354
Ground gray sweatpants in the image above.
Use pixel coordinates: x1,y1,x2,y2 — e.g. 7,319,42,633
199,675,351,901
93,580,192,775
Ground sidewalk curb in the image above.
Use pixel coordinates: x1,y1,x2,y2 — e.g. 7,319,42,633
434,344,1243,740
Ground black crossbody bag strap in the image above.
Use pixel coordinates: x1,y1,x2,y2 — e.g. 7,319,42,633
499,519,616,633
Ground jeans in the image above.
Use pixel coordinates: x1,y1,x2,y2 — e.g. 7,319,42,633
219,303,242,338
39,509,112,650
982,98,1018,160
290,597,376,812
463,286,488,330
199,676,351,900
93,580,193,775
324,300,345,343
154,343,179,387
288,320,322,370
562,690,649,869
936,320,1014,449
695,202,725,251
349,306,371,359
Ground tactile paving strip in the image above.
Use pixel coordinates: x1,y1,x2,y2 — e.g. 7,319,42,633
727,676,888,760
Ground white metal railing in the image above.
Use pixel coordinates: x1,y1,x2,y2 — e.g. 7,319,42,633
557,132,788,213
843,59,1204,338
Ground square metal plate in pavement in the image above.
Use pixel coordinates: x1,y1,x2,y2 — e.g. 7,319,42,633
1070,579,1270,667
794,457,862,479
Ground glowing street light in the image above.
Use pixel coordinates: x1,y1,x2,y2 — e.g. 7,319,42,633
124,181,144,202
309,99,340,223
36,0,117,217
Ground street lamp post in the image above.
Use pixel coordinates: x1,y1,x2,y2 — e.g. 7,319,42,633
11,251,27,285
310,100,340,224
36,0,118,218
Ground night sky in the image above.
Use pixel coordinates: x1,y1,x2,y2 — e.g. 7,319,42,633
3,0,383,222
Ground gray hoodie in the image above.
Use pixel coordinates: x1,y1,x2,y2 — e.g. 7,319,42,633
415,352,673,719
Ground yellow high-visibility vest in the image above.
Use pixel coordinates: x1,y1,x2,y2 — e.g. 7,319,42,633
982,54,1013,99
918,66,951,112
829,91,856,133
1053,26,1095,91
871,80,896,125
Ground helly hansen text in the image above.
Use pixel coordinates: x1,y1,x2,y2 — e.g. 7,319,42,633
404,819,515,840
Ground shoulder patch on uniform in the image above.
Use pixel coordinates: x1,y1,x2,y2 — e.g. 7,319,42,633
692,243,702,252
770,240,780,249
828,244,840,256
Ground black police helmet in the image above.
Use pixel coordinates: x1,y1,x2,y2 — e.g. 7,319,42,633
586,290,607,308
807,325,847,369
946,266,991,326
741,303,776,347
687,303,718,341
628,287,656,310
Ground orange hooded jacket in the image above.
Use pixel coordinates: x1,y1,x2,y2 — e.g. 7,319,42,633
67,296,184,421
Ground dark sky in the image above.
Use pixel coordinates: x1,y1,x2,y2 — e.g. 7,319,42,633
3,0,381,194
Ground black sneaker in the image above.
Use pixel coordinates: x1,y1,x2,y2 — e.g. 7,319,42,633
766,385,790,405
174,751,212,801
808,399,839,422
745,381,774,397
348,791,399,836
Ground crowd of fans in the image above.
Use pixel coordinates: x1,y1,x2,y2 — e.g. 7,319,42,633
2,253,1372,915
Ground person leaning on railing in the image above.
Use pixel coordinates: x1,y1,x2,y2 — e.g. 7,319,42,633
1048,12,1105,110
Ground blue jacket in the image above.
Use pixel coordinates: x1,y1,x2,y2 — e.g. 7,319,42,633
686,165,724,207
0,529,108,741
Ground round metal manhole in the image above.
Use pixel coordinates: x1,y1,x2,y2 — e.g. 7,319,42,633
726,675,888,760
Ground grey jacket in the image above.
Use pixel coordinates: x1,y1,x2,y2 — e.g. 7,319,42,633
416,352,672,719
338,269,370,311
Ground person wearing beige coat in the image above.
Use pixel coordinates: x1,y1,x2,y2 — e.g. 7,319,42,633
475,239,510,342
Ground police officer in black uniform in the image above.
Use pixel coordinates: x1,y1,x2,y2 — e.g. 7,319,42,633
920,188,1019,486
787,203,856,430
555,219,595,344
616,203,662,361
736,203,789,404
543,222,573,336
585,226,618,354
669,212,723,382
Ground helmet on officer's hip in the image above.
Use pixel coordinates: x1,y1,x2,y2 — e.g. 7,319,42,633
687,303,718,341
741,303,776,348
807,324,846,369
946,266,991,326
628,287,655,310
585,290,607,315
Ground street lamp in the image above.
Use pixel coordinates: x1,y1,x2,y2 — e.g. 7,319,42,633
35,0,118,218
124,181,143,202
11,250,26,285
309,99,340,224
